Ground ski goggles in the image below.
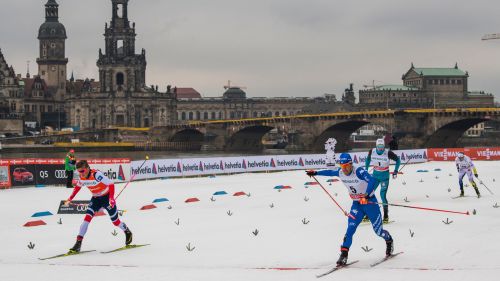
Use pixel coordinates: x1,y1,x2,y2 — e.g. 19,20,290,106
339,162,352,169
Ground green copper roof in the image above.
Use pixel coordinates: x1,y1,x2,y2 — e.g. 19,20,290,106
413,68,466,76
373,85,418,91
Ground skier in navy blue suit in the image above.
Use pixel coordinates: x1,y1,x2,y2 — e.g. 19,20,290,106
306,153,394,265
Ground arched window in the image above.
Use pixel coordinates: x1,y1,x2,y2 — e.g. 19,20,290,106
203,112,208,120
282,111,287,116
116,73,124,85
230,111,235,119
188,112,193,120
211,112,216,119
181,112,186,120
275,111,280,117
219,111,223,119
196,111,201,120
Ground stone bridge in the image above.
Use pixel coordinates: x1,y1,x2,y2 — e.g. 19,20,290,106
151,108,500,152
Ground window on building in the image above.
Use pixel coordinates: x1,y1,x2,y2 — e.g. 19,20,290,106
211,112,216,119
253,111,258,118
275,111,280,116
230,112,235,119
188,112,193,120
48,105,53,112
40,105,45,113
116,72,124,85
457,80,462,85
219,111,223,119
439,79,443,84
196,111,201,120
282,111,287,116
117,40,124,55
451,79,456,84
10,103,16,111
203,112,208,120
117,4,123,18
446,79,450,84
24,105,29,112
32,105,36,112
181,112,186,120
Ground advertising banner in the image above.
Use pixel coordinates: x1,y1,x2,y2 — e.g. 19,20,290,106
428,147,500,161
131,158,183,180
219,157,247,174
0,160,10,188
243,155,277,172
9,164,36,187
35,164,66,186
57,200,90,214
393,149,428,164
299,154,328,169
180,157,217,176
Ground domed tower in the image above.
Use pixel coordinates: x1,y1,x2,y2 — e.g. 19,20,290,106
97,0,147,95
36,0,68,100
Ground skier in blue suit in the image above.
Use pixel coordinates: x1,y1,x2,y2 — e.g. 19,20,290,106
307,153,394,265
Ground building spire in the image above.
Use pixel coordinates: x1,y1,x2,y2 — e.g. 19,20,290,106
45,0,59,22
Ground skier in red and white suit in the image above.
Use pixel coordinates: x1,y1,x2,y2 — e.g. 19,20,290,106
64,160,132,253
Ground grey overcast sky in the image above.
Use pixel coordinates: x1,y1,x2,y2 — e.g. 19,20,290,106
1,0,500,101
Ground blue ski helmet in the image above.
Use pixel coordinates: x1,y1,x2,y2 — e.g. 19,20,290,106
338,153,352,164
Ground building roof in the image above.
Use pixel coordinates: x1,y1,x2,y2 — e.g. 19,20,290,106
176,88,201,99
368,85,419,91
413,67,467,77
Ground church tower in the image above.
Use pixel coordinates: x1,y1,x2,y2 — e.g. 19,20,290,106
36,0,68,100
97,0,146,95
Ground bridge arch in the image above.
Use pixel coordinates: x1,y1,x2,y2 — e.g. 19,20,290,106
226,125,274,151
170,128,204,142
425,118,489,148
313,120,370,152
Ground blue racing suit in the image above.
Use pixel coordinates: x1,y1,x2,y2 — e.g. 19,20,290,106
316,166,392,249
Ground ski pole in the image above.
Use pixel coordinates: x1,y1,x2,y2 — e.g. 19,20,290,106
369,201,470,216
477,178,494,195
115,155,149,200
311,175,355,219
395,158,412,174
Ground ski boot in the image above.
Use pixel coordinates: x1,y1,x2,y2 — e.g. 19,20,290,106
459,189,464,197
385,238,394,256
383,206,389,224
383,216,390,224
69,239,82,253
474,187,481,198
336,248,349,266
124,227,133,246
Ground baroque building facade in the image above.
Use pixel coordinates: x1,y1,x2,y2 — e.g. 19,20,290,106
1,1,497,134
359,63,494,109
67,0,176,129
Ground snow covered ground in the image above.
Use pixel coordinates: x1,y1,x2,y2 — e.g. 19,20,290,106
0,160,499,281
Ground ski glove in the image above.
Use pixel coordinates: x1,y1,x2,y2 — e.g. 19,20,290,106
306,170,317,177
359,197,368,205
109,198,116,208
392,172,398,179
474,173,478,178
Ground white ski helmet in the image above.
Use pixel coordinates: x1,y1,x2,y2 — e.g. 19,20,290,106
376,138,385,150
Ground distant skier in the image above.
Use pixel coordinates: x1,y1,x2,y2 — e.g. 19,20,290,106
64,160,132,253
365,138,400,223
455,152,480,198
306,153,394,265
